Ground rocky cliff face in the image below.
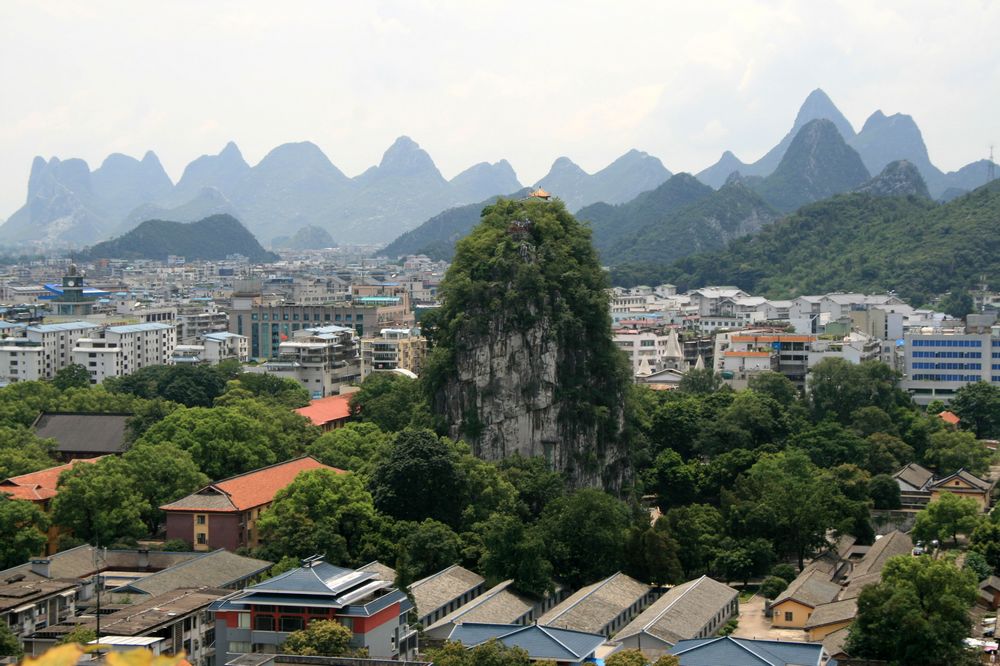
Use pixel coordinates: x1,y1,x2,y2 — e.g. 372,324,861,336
426,198,629,489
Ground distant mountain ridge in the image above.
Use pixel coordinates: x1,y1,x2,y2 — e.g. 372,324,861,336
75,214,277,263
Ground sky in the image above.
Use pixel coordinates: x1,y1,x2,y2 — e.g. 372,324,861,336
1,0,999,218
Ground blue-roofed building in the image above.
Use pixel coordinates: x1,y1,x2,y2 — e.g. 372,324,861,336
668,636,825,666
72,322,176,384
447,622,605,664
209,557,416,663
14,321,101,382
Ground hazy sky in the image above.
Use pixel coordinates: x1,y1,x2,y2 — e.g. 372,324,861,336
2,0,998,218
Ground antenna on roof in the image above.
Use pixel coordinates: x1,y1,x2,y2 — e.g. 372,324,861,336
300,554,324,568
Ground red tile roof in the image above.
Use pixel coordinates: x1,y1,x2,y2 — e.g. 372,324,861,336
295,394,352,427
161,456,343,513
938,410,961,425
0,457,103,502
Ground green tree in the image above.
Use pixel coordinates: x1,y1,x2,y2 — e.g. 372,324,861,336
663,504,724,578
369,429,467,527
971,520,1000,572
136,406,278,479
864,433,914,475
349,373,431,432
846,555,976,665
495,454,565,521
939,290,975,319
478,513,553,596
605,649,648,666
282,619,353,656
923,429,990,476
912,492,981,546
0,426,58,478
771,563,797,582
868,474,902,510
730,449,853,569
851,406,898,438
964,550,991,581
51,364,92,391
307,422,392,478
106,364,228,407
51,456,149,544
808,359,905,424
760,575,789,599
56,625,97,646
256,469,376,565
748,371,799,407
538,489,630,588
224,373,310,408
678,368,724,395
650,449,699,509
397,519,462,581
0,622,22,658
790,421,867,468
122,443,209,532
950,382,1000,439
0,495,49,569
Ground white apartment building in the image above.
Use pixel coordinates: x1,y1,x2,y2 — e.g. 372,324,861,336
614,328,687,377
203,332,248,364
0,338,45,383
177,311,229,344
264,325,360,398
901,324,1000,406
73,323,177,384
25,321,101,379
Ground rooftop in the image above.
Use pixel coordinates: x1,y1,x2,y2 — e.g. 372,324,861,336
27,321,100,333
670,636,825,666
447,622,604,663
538,572,651,634
112,549,272,597
33,412,130,455
614,576,738,646
1,457,103,501
294,395,352,427
161,456,341,513
424,580,533,634
772,570,841,609
108,323,174,333
410,565,485,619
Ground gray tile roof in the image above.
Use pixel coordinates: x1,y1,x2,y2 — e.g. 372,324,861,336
0,546,202,583
849,531,912,580
804,598,857,628
410,565,484,620
424,580,533,636
893,462,934,491
33,412,130,455
930,469,995,492
358,561,397,584
0,578,78,613
822,626,851,658
538,572,651,634
48,587,228,635
670,636,824,666
771,570,841,609
111,550,271,596
613,576,738,645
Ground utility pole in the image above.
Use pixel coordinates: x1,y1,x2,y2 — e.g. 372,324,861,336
989,145,996,184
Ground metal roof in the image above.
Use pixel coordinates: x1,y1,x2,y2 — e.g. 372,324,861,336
108,323,174,333
447,622,604,662
671,636,824,666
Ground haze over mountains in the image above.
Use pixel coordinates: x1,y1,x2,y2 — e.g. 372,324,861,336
3,88,996,250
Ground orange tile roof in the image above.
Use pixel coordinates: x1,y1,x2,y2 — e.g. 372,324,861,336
0,457,103,502
724,351,773,357
938,410,961,425
161,456,344,513
295,394,352,427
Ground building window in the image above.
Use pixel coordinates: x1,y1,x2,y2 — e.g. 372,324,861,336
254,615,274,631
196,533,207,545
196,514,207,525
237,613,251,629
280,617,304,632
784,611,793,622
229,641,251,654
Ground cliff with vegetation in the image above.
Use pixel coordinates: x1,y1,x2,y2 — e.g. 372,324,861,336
422,198,630,488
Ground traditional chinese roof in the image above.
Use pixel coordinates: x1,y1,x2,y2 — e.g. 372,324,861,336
294,394,352,427
0,457,103,501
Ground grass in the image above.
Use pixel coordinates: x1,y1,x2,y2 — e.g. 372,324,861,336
738,585,759,602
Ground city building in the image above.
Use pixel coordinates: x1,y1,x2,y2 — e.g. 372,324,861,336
72,322,177,383
209,557,417,663
24,321,101,379
359,328,427,378
901,324,1000,405
228,302,377,360
161,457,342,552
263,325,360,398
32,412,130,461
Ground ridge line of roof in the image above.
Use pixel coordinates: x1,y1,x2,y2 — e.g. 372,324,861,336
544,571,626,623
537,624,585,658
637,575,707,634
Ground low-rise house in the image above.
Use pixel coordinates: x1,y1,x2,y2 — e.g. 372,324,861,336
294,394,353,432
979,576,1000,610
209,557,416,663
803,598,857,641
447,622,605,665
838,530,914,601
892,463,995,511
769,570,841,629
0,577,79,651
423,580,536,640
612,576,738,656
822,626,851,662
109,549,272,599
410,564,486,628
668,636,825,666
28,587,226,663
32,412,130,461
1,457,103,554
161,456,341,552
538,572,655,638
